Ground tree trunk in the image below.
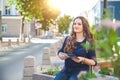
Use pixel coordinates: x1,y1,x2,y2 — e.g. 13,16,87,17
103,0,108,15
19,16,25,42
0,10,2,41
42,20,47,37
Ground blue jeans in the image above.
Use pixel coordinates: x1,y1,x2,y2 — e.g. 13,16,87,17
54,71,78,80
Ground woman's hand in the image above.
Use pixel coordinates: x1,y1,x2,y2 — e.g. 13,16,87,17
58,52,68,60
72,57,85,63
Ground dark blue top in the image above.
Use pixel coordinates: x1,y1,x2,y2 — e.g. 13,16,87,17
58,36,96,75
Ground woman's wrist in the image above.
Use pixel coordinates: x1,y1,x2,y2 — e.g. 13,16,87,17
82,57,86,62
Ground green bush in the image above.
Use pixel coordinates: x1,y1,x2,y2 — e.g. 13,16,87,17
99,67,112,75
41,65,60,76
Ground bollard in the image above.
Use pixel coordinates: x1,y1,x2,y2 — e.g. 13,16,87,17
16,38,19,45
50,43,57,56
23,56,36,80
41,47,51,69
28,37,31,43
23,38,26,43
0,40,2,47
8,39,11,47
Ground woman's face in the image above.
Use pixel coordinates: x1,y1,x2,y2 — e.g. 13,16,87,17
73,18,83,33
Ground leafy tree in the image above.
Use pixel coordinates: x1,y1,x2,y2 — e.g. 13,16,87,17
7,0,60,41
7,0,40,41
38,0,60,31
57,15,73,34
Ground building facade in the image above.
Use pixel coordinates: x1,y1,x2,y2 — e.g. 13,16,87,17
1,0,37,37
101,0,120,35
83,0,120,35
91,0,120,25
101,0,120,20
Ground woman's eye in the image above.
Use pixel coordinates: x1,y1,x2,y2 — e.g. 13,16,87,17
73,23,82,25
78,23,81,25
73,23,76,25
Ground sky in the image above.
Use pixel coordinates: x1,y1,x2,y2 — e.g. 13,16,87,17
50,0,99,17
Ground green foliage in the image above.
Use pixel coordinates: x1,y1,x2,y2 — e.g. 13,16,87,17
7,0,60,30
95,26,119,60
99,67,112,75
57,15,73,34
93,9,120,77
46,66,59,76
112,60,120,77
7,0,41,21
39,0,60,30
94,26,119,59
93,8,120,59
79,71,96,80
41,65,60,76
102,9,112,19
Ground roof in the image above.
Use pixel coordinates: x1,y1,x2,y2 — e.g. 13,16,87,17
2,16,23,19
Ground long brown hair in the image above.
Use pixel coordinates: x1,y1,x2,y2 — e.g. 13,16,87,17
64,16,95,54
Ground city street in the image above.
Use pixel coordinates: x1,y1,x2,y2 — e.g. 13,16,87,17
0,37,61,80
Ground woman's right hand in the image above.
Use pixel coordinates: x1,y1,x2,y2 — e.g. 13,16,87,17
58,52,68,60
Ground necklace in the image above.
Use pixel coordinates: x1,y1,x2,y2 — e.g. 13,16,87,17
76,38,85,42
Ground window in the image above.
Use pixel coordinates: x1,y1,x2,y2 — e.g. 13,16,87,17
5,6,10,15
108,6,115,19
2,23,7,32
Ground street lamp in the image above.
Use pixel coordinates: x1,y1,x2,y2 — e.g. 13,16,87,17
0,0,2,41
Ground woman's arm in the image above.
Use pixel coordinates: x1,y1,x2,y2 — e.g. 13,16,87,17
72,49,97,66
82,57,97,66
57,36,69,60
72,57,97,66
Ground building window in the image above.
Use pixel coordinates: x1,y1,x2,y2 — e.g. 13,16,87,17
108,6,115,19
2,23,7,32
5,6,10,15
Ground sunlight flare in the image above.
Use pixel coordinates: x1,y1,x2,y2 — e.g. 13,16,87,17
50,0,99,17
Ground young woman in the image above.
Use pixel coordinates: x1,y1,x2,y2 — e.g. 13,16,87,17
54,16,97,80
